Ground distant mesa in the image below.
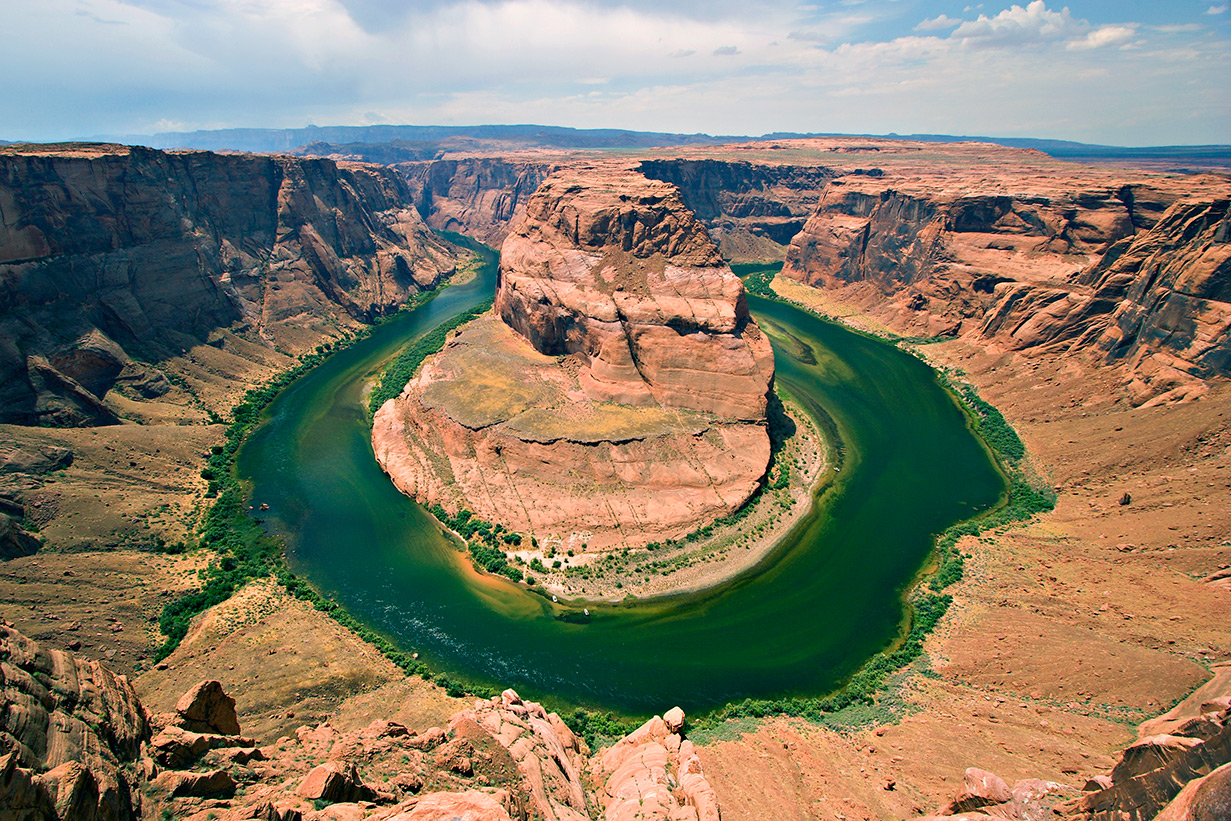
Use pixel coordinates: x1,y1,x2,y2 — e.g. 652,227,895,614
372,168,775,552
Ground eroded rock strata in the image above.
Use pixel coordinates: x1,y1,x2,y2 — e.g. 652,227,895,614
0,143,456,426
374,169,774,550
774,140,1231,404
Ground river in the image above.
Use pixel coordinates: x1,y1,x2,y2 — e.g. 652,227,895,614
237,249,1005,716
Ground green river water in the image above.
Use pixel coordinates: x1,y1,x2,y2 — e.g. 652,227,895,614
237,255,1006,717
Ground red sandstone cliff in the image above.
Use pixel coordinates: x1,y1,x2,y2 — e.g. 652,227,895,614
0,143,457,427
776,146,1230,403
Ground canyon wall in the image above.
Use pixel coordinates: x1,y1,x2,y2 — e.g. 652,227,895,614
979,199,1230,404
0,144,456,426
397,158,555,246
637,158,832,261
774,147,1230,403
396,156,830,262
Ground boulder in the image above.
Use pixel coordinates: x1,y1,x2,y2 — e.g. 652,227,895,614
940,767,1013,814
0,512,40,560
388,789,514,821
406,727,447,751
151,724,258,768
1084,775,1113,791
1156,761,1231,820
1112,735,1206,784
0,445,73,475
153,769,237,799
0,753,58,821
174,679,241,735
663,707,685,734
295,760,376,803
151,726,212,769
37,761,100,821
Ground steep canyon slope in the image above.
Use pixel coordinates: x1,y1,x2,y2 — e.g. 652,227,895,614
373,168,775,552
769,139,1230,405
0,143,456,427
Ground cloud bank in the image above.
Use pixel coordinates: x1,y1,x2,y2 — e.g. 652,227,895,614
2,0,1227,145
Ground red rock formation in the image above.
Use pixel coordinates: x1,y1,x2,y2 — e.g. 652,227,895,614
495,169,774,421
0,143,457,426
0,620,149,819
592,708,720,821
777,144,1231,404
979,199,1231,404
374,169,774,550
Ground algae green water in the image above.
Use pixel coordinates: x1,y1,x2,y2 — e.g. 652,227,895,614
237,256,1005,716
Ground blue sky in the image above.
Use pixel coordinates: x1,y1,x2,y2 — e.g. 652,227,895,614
4,1,1228,145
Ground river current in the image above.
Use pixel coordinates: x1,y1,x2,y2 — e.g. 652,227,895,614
237,252,1005,716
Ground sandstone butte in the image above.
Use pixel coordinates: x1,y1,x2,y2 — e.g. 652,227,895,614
372,169,776,552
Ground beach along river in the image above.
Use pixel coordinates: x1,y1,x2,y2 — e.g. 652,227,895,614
237,255,1005,716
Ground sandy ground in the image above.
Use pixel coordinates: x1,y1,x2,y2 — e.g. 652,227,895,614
135,579,465,744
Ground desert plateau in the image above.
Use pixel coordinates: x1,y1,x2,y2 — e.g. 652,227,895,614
2,2,1230,820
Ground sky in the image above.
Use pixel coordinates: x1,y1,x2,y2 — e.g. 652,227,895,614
4,0,1229,145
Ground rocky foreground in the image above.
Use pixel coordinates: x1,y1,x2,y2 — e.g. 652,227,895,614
4,619,1230,821
0,621,722,821
373,168,775,552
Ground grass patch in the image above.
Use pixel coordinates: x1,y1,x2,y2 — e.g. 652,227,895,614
733,261,783,298
565,708,640,751
426,504,525,583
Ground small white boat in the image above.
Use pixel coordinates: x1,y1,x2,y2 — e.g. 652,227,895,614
583,608,589,616
552,595,557,602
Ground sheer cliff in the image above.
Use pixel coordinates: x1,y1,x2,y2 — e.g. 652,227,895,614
0,144,456,426
771,140,1231,403
398,158,554,246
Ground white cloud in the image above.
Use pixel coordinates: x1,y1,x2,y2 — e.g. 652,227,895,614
0,0,1227,145
915,14,960,32
1067,24,1136,51
950,1,1079,45
1208,4,1228,14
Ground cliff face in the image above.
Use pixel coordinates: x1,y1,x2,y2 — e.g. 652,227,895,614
0,621,149,820
779,159,1230,401
0,143,456,426
397,157,830,263
783,184,1155,293
638,158,833,261
374,169,774,551
979,199,1230,404
495,170,775,420
398,158,554,246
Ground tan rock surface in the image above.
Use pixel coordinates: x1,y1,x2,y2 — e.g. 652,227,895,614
0,621,149,819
